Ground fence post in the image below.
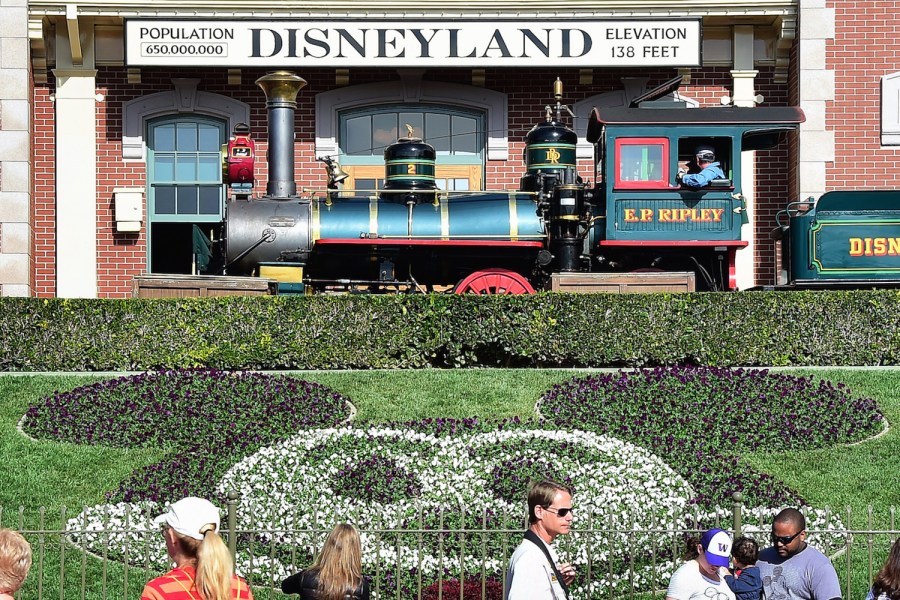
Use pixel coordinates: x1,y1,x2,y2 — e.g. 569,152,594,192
227,490,241,563
731,492,743,538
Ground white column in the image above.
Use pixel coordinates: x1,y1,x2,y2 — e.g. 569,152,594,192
799,0,836,201
731,26,759,289
0,0,32,296
732,72,759,289
735,150,756,290
730,70,760,108
730,26,759,108
54,68,99,297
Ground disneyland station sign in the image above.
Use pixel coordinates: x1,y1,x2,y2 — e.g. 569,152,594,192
124,19,701,67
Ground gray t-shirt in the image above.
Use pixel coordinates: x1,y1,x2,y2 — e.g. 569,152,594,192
757,545,842,600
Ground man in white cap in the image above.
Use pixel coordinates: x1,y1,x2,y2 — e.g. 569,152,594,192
667,528,737,600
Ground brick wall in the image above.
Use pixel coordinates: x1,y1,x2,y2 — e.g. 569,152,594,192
33,81,55,297
828,0,900,188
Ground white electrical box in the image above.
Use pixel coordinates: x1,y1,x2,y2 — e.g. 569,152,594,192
114,188,143,232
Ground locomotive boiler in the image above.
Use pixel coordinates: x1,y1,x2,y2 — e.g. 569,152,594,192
219,71,815,294
223,71,590,294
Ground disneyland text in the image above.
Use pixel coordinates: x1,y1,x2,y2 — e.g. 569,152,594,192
849,237,900,256
124,19,702,67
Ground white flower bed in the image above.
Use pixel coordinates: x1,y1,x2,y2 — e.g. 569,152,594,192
66,427,847,598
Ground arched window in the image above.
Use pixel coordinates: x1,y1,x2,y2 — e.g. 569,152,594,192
339,105,485,191
146,115,227,274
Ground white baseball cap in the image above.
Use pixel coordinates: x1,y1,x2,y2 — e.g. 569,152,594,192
153,497,221,541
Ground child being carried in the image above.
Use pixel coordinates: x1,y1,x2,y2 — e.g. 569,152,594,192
722,536,763,600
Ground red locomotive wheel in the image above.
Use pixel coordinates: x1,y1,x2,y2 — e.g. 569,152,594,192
453,269,536,295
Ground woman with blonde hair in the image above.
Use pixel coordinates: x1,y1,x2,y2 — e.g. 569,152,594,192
282,523,369,600
141,497,253,600
0,528,32,599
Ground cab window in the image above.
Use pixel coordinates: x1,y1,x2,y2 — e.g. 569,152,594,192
614,138,669,189
677,137,732,182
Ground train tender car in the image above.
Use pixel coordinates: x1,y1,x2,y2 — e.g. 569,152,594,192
774,190,900,288
583,77,805,291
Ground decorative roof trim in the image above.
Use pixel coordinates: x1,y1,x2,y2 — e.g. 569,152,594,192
774,14,796,84
28,0,797,18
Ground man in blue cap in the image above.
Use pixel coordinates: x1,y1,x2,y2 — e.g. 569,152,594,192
666,528,736,600
678,145,726,188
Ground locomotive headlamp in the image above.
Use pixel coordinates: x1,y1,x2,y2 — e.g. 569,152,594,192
225,123,255,189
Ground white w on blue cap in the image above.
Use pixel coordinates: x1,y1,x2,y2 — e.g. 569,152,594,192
700,528,733,568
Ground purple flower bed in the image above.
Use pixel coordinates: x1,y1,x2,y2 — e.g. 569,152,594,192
43,366,875,600
22,369,351,501
538,365,884,507
332,454,423,503
21,366,884,512
420,577,504,600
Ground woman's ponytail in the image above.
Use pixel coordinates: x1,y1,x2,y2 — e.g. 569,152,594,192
195,525,234,600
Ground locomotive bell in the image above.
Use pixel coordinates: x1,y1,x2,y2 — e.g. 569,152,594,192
382,125,437,205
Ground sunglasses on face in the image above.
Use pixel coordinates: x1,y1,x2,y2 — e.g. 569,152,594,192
543,506,573,518
771,530,803,545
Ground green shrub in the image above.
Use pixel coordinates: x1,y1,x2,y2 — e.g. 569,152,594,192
1,290,898,370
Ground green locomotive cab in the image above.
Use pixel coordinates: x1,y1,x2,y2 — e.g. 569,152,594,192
585,89,804,290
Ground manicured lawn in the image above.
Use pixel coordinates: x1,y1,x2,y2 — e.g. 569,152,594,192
1,368,897,600
743,369,900,515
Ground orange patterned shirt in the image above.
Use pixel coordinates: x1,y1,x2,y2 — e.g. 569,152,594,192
141,566,254,600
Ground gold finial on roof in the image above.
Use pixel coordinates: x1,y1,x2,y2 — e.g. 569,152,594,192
405,123,415,137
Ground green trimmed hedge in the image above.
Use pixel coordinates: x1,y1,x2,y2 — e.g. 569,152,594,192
1,290,898,371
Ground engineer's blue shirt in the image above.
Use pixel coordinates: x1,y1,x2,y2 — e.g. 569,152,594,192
681,162,725,188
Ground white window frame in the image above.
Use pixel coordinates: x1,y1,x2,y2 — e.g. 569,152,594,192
881,71,900,145
316,77,508,161
122,79,250,161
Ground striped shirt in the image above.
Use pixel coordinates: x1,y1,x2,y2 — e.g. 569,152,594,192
141,566,254,600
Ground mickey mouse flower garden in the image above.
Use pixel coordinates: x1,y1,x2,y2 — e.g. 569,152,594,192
21,367,884,599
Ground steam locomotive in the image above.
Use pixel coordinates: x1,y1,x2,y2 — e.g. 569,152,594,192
216,71,900,294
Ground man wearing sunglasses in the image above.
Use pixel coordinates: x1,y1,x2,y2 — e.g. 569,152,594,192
757,508,841,600
504,480,576,600
677,144,726,188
